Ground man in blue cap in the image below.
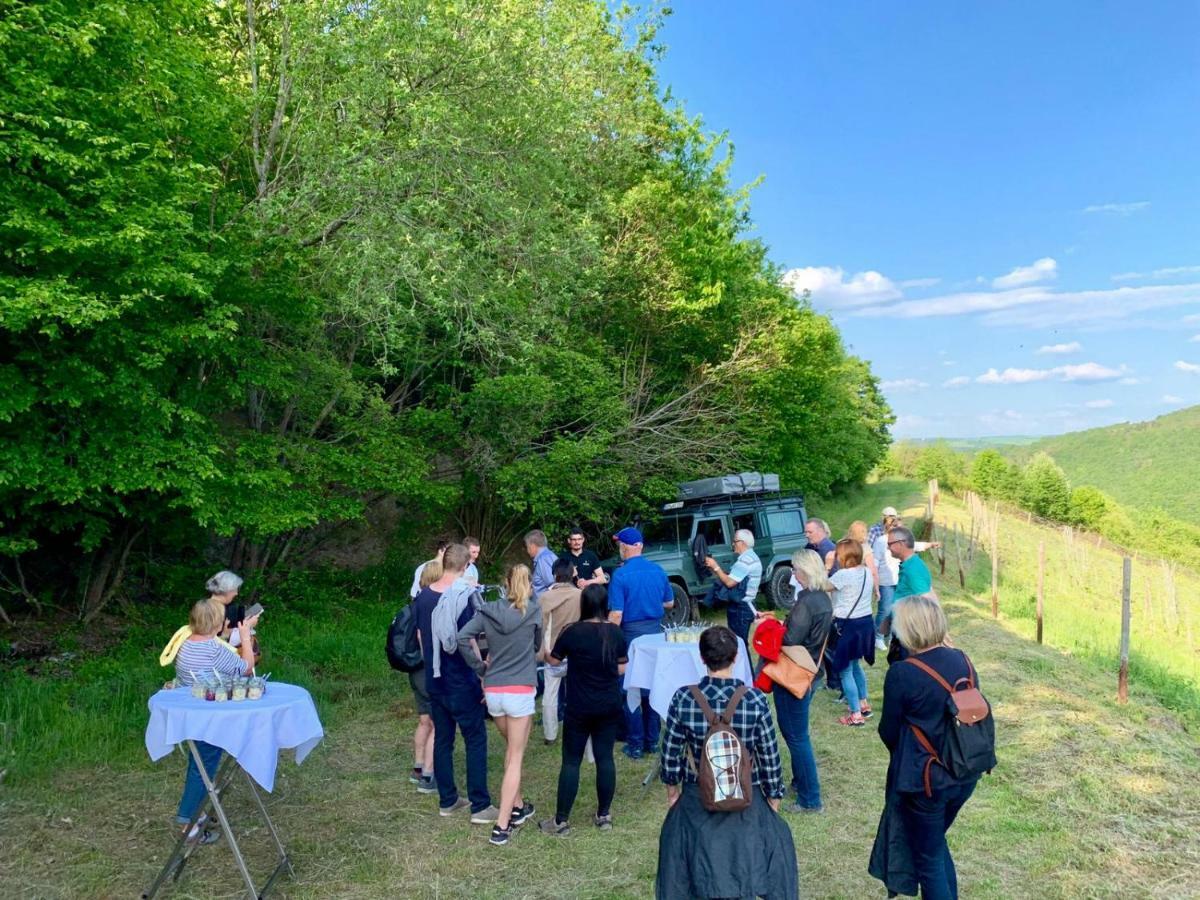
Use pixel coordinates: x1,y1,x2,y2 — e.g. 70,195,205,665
608,526,674,759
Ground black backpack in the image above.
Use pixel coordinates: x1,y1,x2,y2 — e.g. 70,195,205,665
386,604,424,673
905,651,997,794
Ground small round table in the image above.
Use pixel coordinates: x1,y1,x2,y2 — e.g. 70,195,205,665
142,682,324,900
623,633,754,719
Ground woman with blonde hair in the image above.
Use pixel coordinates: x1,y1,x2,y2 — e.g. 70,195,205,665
458,563,542,845
874,593,981,899
774,549,834,812
847,520,880,593
173,597,258,842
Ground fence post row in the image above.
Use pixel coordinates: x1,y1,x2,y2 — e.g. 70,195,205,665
1118,557,1132,704
1036,541,1045,645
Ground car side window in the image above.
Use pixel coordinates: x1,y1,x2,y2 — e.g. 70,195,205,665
732,513,756,536
696,518,728,547
766,510,802,535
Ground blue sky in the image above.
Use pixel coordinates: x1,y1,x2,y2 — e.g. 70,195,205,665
653,1,1200,438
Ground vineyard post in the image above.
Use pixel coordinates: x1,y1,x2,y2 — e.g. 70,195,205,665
1118,557,1131,704
954,523,965,588
1036,541,1044,644
990,512,999,619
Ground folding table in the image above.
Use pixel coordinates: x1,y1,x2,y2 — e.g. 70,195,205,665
141,682,324,899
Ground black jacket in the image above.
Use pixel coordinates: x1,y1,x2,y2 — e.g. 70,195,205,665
878,646,981,795
782,588,833,662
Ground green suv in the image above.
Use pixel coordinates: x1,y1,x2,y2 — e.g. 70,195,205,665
602,475,809,626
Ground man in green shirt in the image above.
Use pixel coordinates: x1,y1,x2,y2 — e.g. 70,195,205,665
889,525,932,601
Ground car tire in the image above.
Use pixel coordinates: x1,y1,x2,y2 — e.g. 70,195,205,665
664,582,692,626
764,564,794,611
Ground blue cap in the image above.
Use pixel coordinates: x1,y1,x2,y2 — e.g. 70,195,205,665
614,526,644,545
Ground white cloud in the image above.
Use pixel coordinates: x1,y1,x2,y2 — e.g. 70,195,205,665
1119,376,1147,385
992,257,1057,289
1189,334,1200,343
943,376,970,388
943,360,958,366
1083,201,1150,215
1176,361,1200,375
1112,265,1200,283
976,362,1127,385
1037,341,1082,354
899,277,942,289
880,378,929,391
1184,313,1200,324
782,266,901,309
1162,394,1185,404
1084,399,1114,409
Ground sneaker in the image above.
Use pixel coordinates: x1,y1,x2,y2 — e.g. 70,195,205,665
859,702,873,719
594,813,613,831
409,768,423,785
538,818,570,836
622,746,643,761
788,802,825,815
510,802,535,828
875,636,888,652
489,825,512,846
470,805,500,824
416,774,437,794
438,797,470,817
838,712,866,727
181,815,220,845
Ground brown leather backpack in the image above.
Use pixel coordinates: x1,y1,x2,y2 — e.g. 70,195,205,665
688,685,754,813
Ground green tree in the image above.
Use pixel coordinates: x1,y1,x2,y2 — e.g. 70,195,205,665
971,450,1010,498
1021,453,1071,521
1069,485,1110,528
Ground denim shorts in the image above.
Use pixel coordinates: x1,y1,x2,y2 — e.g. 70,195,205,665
485,690,535,718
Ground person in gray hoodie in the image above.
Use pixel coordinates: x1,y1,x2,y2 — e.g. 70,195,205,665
457,563,541,846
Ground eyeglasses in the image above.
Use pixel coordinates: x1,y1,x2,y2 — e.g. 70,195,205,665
887,539,904,547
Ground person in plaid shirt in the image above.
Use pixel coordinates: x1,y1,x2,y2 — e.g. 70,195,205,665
656,626,797,900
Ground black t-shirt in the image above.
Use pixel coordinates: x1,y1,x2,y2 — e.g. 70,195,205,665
561,549,602,583
551,620,628,714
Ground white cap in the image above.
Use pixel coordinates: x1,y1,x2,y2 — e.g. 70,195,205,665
881,506,898,517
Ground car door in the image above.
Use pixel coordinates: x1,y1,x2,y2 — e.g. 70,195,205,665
694,515,735,586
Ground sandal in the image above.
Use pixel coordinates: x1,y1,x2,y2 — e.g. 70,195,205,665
838,713,866,727
859,702,873,719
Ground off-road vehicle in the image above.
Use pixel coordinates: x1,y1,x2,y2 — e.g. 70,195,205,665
602,473,809,625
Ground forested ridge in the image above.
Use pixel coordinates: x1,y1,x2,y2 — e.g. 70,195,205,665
0,0,891,624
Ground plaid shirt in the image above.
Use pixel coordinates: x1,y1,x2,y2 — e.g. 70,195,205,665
867,521,885,546
660,676,785,799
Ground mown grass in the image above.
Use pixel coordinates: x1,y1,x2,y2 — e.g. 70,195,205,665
2,481,1198,898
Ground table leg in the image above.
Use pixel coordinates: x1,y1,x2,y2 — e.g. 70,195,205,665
640,756,662,791
239,766,295,878
142,753,238,900
188,740,259,900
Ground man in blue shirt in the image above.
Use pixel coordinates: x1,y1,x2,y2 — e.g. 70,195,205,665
890,525,933,601
525,529,559,597
705,528,764,649
608,526,674,759
804,517,839,574
416,544,495,822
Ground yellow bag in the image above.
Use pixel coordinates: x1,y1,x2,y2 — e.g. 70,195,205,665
159,626,240,666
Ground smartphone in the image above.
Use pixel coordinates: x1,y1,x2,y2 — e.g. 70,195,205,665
244,602,264,621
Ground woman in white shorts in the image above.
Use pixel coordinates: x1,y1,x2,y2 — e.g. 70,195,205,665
457,564,541,845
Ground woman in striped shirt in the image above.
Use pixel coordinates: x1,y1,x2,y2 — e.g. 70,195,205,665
174,598,259,842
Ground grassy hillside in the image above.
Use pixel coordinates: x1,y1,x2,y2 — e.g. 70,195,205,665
1020,405,1200,525
2,483,1199,898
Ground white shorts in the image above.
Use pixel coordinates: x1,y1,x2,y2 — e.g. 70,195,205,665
485,691,535,718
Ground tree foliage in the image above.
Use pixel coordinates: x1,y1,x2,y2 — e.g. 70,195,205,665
1020,453,1071,521
0,0,891,621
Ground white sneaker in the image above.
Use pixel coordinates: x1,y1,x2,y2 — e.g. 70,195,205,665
875,636,888,652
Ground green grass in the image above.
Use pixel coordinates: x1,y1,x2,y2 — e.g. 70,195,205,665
2,480,1199,898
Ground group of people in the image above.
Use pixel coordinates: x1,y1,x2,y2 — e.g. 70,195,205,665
393,506,978,898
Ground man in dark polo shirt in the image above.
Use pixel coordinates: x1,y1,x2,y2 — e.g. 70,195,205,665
561,526,605,588
608,526,674,759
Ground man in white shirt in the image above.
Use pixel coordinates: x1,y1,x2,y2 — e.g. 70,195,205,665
705,528,763,649
464,537,482,585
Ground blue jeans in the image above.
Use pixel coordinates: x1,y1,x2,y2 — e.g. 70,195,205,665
176,740,223,825
899,780,977,900
725,602,756,652
839,659,868,712
773,684,820,809
430,687,492,813
622,618,662,752
875,584,896,636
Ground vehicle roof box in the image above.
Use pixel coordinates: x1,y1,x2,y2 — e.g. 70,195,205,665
678,472,780,501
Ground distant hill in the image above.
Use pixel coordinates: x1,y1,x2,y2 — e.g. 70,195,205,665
1021,405,1200,525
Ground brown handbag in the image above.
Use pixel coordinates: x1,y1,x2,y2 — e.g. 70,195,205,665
763,629,830,700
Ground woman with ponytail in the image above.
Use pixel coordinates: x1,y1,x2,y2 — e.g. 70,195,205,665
457,564,542,845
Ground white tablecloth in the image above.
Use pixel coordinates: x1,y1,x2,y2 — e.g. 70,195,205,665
145,682,324,792
623,634,754,719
